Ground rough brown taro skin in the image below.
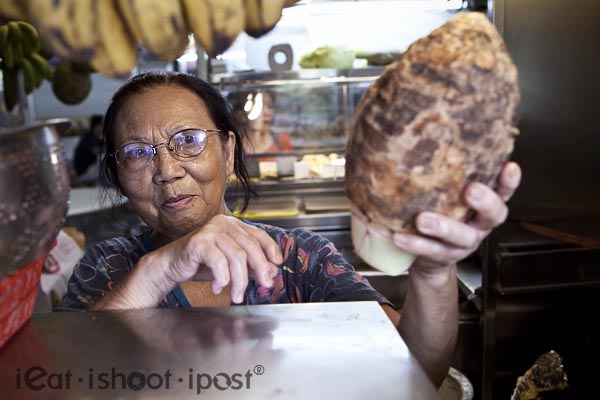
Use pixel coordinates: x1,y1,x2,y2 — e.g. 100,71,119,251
345,12,520,235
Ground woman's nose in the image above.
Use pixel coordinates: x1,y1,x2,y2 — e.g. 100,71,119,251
152,146,185,184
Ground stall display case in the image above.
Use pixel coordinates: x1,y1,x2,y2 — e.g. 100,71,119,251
212,67,385,221
213,68,381,233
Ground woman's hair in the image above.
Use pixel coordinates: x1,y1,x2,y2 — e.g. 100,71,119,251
100,71,253,211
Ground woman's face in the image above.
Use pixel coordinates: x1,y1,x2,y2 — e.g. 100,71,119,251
261,92,274,125
114,85,235,241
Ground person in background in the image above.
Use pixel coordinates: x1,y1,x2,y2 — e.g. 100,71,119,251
56,72,521,387
228,90,293,154
73,114,104,179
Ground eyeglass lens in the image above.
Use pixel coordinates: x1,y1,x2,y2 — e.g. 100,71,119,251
115,129,209,171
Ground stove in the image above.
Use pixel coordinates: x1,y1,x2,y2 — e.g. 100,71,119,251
458,219,600,400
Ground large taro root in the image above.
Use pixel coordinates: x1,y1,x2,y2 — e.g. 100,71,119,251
345,12,520,275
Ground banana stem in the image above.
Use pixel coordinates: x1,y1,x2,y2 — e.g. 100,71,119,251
8,69,33,127
15,70,33,125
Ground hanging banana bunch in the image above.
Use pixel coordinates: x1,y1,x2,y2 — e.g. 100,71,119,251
0,0,298,82
0,21,52,111
182,0,298,56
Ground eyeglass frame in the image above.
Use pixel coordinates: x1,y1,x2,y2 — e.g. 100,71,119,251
109,128,222,171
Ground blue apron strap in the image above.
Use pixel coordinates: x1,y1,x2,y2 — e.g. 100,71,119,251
141,229,191,308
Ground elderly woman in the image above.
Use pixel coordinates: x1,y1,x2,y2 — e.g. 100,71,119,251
57,72,521,386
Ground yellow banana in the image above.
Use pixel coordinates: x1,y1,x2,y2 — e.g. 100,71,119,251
244,0,286,38
27,0,97,61
71,0,98,59
91,0,137,78
181,0,245,57
114,0,143,42
21,57,36,94
0,0,28,21
17,22,42,55
116,0,189,61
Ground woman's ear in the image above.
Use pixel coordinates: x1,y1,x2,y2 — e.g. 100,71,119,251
224,131,236,176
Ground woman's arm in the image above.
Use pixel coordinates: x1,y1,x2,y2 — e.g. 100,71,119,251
90,251,175,310
92,215,282,310
383,162,521,387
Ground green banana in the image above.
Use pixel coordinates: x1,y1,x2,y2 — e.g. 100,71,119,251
12,41,24,68
30,52,52,79
0,25,9,56
6,23,24,68
19,36,32,58
21,57,36,93
27,55,44,88
17,21,41,55
3,42,15,69
2,67,19,111
7,21,21,45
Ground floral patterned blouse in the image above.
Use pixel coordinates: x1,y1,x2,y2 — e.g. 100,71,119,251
55,221,392,311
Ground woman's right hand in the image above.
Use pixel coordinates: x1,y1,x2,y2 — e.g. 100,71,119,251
149,215,282,304
91,215,282,311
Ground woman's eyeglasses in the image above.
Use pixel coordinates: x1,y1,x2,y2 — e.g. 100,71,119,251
111,128,221,172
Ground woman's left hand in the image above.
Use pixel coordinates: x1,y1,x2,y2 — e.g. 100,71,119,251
392,161,522,270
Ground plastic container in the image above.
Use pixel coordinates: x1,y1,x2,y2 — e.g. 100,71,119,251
0,253,47,349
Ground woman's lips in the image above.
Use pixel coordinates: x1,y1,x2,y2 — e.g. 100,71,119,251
162,195,194,209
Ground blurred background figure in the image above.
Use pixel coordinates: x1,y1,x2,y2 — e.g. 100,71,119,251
73,114,104,185
229,90,292,155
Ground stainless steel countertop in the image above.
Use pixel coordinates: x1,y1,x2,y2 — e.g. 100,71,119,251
457,260,482,297
0,302,438,399
68,187,128,216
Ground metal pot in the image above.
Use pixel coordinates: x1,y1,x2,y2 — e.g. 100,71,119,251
0,119,71,276
438,367,474,400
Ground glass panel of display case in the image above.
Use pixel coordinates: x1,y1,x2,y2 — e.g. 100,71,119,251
215,68,382,181
218,70,380,147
